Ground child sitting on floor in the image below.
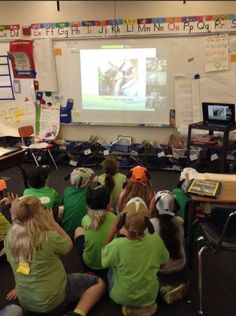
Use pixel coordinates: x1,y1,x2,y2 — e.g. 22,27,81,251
74,184,117,278
93,156,126,212
23,166,60,211
4,196,105,316
117,165,155,213
61,167,94,239
102,197,169,316
151,190,187,304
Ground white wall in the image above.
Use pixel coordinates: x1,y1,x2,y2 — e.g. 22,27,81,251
1,1,236,142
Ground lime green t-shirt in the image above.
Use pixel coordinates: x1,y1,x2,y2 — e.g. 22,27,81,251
82,212,117,269
23,186,60,210
101,234,169,307
0,212,11,235
61,186,88,239
4,230,69,313
98,172,126,209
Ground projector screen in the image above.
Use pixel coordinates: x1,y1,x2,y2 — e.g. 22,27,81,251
54,38,172,125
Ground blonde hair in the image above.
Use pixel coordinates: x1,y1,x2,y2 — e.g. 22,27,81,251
8,196,51,262
86,210,106,230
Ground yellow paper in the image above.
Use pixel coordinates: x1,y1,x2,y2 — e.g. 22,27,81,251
15,116,21,122
15,110,24,116
16,261,30,275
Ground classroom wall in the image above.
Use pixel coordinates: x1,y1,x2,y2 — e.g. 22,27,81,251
1,1,236,143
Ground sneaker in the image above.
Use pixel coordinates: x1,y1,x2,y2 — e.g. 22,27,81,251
122,303,157,316
163,283,187,304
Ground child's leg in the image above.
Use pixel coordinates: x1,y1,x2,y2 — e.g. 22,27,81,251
158,270,188,304
0,304,23,316
65,273,105,316
74,277,105,315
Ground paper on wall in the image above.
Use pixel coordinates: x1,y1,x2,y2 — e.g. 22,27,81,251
174,75,193,135
0,99,35,137
34,38,58,92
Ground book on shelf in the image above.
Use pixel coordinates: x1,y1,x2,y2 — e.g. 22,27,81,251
191,135,221,145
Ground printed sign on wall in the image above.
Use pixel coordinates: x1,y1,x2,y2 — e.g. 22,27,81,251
9,40,36,78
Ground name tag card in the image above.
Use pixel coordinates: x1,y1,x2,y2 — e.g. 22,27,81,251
211,153,218,161
190,154,198,161
84,149,92,155
173,152,180,160
103,149,110,156
69,160,77,167
131,150,138,156
157,151,165,158
59,145,67,151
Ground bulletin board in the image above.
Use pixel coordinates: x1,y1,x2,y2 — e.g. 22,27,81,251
0,41,60,138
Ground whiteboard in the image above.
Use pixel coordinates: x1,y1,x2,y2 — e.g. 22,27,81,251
2,34,236,128
54,38,175,126
53,35,236,126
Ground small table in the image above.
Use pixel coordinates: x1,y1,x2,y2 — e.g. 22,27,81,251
191,181,236,204
0,149,27,188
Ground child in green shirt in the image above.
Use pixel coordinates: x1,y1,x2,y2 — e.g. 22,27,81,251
23,166,60,212
102,197,169,316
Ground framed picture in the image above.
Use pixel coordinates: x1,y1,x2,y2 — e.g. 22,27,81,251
187,179,222,198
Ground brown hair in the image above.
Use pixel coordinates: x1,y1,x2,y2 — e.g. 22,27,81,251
102,157,119,194
158,215,181,260
121,180,154,211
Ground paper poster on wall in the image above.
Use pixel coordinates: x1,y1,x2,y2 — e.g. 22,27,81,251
174,75,193,135
0,99,35,137
34,38,58,92
9,40,36,78
205,34,229,72
35,93,60,139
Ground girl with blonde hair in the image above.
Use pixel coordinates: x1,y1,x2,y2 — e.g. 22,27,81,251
4,196,105,316
74,184,116,279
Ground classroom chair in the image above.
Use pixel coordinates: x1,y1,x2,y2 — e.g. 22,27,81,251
196,208,236,314
18,125,58,170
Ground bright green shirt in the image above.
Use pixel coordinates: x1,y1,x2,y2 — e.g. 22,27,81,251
4,230,69,313
61,186,88,239
101,234,169,307
0,212,11,235
82,212,117,269
172,188,189,219
98,172,126,209
23,186,60,210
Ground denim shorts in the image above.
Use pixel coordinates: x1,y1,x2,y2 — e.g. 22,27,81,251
65,272,99,305
0,304,23,316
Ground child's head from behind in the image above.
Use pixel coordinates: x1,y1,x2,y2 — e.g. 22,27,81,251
154,191,181,260
123,197,154,238
155,190,179,217
123,166,152,209
102,156,119,176
26,166,49,189
85,184,110,230
86,184,110,210
9,196,51,262
11,196,45,223
70,167,94,189
129,165,149,184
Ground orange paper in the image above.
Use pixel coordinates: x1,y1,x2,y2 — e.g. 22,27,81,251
54,48,62,56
